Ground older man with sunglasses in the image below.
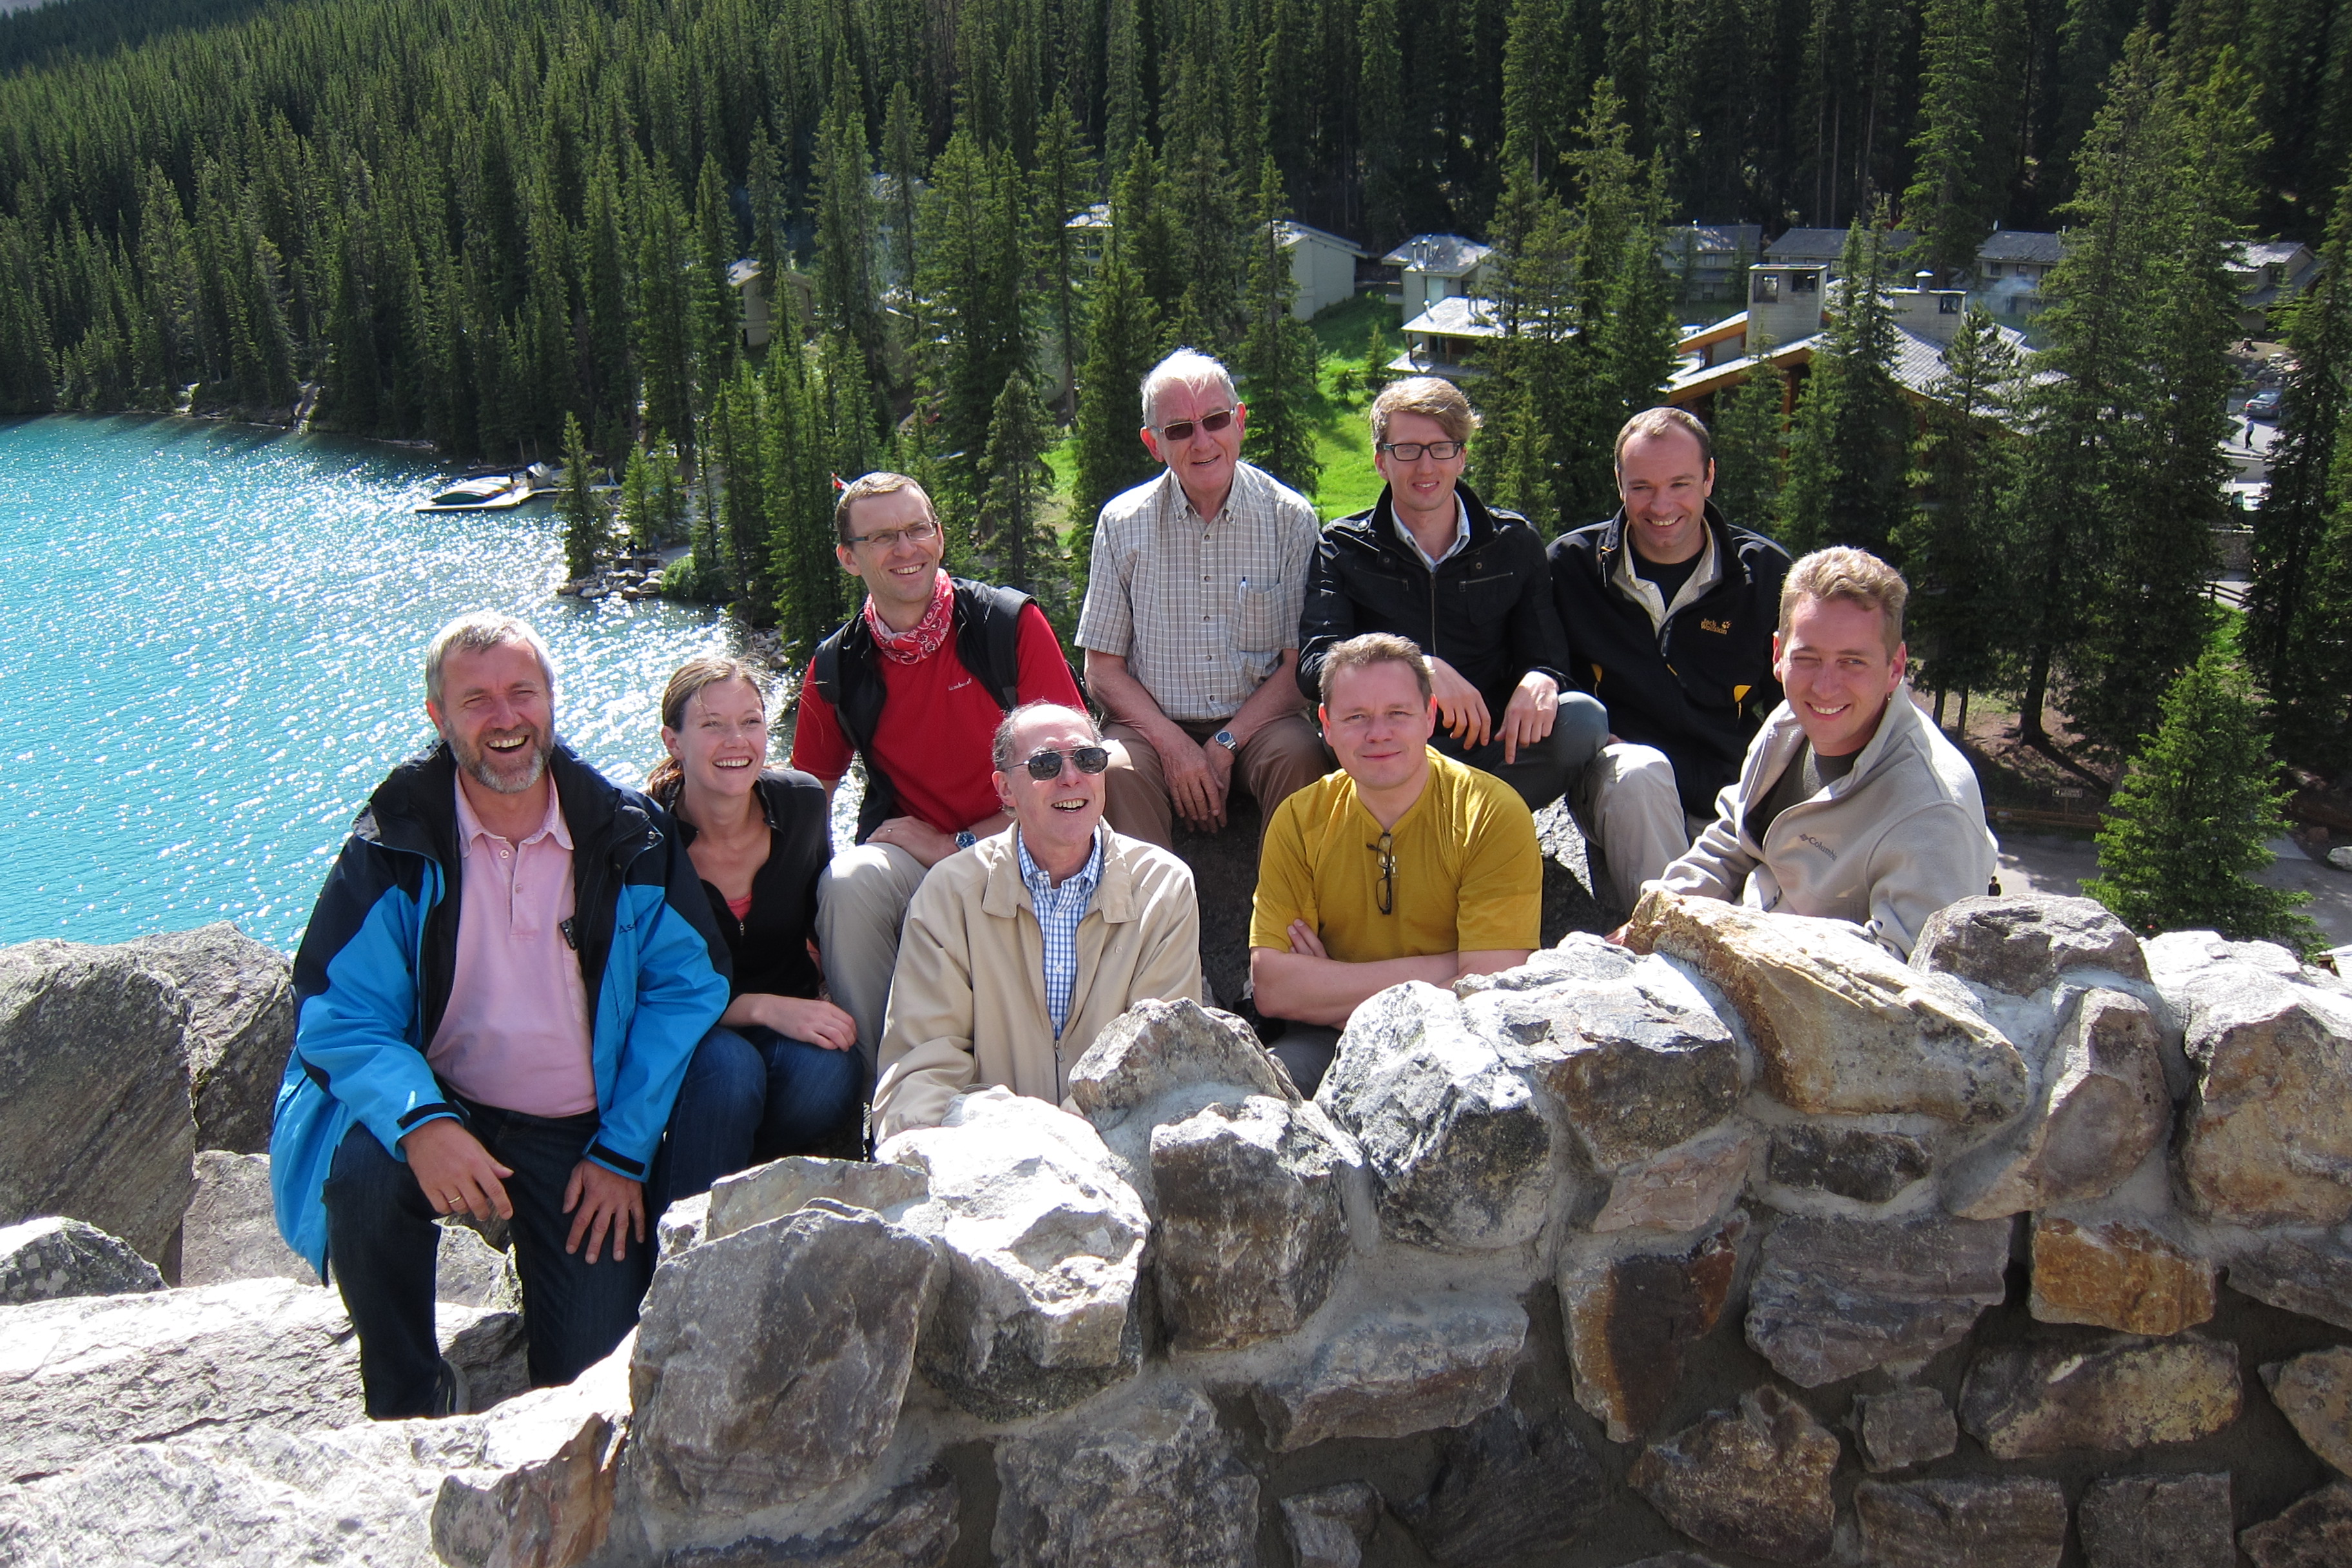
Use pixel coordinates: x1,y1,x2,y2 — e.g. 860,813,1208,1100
1251,633,1540,1093
1078,349,1329,848
870,702,1204,1139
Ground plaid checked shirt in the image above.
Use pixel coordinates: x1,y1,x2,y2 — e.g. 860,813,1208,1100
1075,462,1320,723
1016,826,1106,1040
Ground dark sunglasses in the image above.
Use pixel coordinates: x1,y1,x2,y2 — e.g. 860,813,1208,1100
1156,408,1235,444
1021,746,1111,779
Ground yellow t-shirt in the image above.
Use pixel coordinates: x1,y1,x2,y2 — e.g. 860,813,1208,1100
1251,749,1542,963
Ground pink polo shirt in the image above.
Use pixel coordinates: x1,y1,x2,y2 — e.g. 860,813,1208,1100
424,778,598,1117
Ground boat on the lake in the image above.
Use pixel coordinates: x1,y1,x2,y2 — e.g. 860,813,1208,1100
415,462,556,513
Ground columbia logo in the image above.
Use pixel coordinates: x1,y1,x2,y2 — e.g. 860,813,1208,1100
1701,618,1732,634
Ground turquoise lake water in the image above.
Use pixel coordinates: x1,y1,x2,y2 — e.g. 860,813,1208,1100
0,415,736,951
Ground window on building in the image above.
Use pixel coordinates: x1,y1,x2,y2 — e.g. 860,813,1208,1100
1754,274,1781,303
1792,271,1819,294
1940,294,1961,313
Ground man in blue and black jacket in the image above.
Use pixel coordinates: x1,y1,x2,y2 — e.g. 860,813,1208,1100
271,613,733,1419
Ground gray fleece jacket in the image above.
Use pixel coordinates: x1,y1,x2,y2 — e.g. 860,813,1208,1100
1658,687,1997,958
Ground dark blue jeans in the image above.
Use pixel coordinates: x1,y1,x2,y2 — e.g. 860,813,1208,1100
323,1032,770,1419
1435,688,1610,812
653,1024,861,1190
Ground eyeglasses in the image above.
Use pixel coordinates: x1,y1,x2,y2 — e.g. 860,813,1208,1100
845,519,940,551
1369,831,1396,916
1378,440,1466,461
1155,408,1235,444
1021,746,1111,779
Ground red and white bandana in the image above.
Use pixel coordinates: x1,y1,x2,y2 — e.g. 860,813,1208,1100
863,569,954,665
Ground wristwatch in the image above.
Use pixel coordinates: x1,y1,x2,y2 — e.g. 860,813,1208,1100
954,830,977,850
1211,730,1239,752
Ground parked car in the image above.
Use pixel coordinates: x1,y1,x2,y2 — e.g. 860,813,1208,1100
2246,387,2286,419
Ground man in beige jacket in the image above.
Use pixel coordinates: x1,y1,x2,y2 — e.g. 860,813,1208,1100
872,702,1203,1139
1646,547,1996,959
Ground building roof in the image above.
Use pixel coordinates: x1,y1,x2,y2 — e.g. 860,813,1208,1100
727,259,763,289
1382,233,1493,275
1277,220,1367,257
1767,227,1916,262
1402,294,1504,338
1066,201,1113,230
1664,317,2039,407
2235,240,2313,270
1977,230,2065,265
1664,223,1764,259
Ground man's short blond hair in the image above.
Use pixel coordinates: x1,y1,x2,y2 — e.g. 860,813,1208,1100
1779,547,1909,652
834,471,936,545
1317,632,1435,707
424,612,555,707
1370,377,1482,447
1613,406,1713,470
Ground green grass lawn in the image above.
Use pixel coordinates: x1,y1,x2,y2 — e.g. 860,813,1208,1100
1302,291,1401,519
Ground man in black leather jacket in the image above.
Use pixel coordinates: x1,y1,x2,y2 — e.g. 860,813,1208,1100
1297,377,1606,810
1549,407,1790,914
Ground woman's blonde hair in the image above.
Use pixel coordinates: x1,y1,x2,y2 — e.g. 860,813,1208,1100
647,654,768,804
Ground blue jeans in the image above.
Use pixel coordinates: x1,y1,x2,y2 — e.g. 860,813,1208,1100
322,1033,764,1419
652,1024,861,1197
1435,688,1609,812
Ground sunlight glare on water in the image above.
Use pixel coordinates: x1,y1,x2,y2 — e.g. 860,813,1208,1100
0,415,734,950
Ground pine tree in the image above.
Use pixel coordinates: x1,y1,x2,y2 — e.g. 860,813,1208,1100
976,369,1061,601
761,338,842,650
881,82,924,295
917,121,1028,487
2247,175,2352,768
2085,639,2320,950
1903,0,2011,282
1070,185,1163,588
1032,97,1097,419
692,153,740,417
632,162,696,462
1892,307,2017,712
1237,157,1323,498
1774,215,1913,556
814,74,887,395
556,411,607,579
1709,351,1788,531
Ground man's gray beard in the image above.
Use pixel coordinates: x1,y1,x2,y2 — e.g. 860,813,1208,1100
459,734,551,795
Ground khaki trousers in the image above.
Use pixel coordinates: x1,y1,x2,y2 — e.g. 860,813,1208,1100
814,840,932,1080
1572,741,1715,915
1100,710,1329,850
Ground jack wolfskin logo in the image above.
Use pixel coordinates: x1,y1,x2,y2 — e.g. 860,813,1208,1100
1701,618,1732,634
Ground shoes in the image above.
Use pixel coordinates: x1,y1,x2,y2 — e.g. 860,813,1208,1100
430,1355,471,1418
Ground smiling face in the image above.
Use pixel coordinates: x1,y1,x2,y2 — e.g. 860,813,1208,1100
1773,594,1907,757
834,485,945,627
1141,377,1248,516
1320,658,1438,798
427,640,554,796
1616,426,1715,567
1373,410,1469,534
994,708,1106,860
662,676,768,804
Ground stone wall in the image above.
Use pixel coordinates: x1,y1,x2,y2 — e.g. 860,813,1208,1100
6,892,2352,1565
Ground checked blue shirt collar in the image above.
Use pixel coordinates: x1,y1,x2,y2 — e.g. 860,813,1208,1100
1015,826,1106,1041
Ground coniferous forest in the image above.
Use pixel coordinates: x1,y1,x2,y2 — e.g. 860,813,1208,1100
0,0,2349,789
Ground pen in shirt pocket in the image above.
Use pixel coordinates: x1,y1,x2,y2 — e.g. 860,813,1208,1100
1238,575,1250,600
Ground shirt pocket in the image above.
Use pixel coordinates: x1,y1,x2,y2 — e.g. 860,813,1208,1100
1234,582,1288,652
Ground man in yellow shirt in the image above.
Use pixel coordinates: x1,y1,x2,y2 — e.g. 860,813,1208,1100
1251,632,1542,1092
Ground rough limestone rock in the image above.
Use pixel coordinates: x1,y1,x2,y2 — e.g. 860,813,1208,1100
1484,965,1742,1167
2264,1348,2352,1476
0,1337,625,1568
1067,998,1294,1128
657,1192,709,1253
1563,1214,1746,1442
1614,1558,1730,1568
1253,1295,1525,1451
1946,988,2171,1218
0,939,194,1266
1959,1334,2242,1457
2228,1235,2352,1329
2241,1482,2352,1567
0,1216,163,1303
703,1155,928,1243
1460,932,1642,992
1625,891,2028,1126
1150,1095,1355,1352
2029,1214,2215,1334
626,1206,938,1514
1767,1124,1932,1204
992,1382,1259,1567
2079,1472,2237,1568
2150,931,2352,1224
1317,981,1553,1251
1914,893,2150,994
881,1088,1149,1420
1627,1386,1839,1564
1280,1482,1381,1568
664,1469,960,1567
429,1344,632,1568
1743,1213,2010,1387
1853,1476,2068,1567
1404,1404,1606,1565
0,1276,514,1483
122,923,294,1154
435,1219,513,1309
1854,1387,1958,1472
1591,1126,1757,1233
178,1150,309,1286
